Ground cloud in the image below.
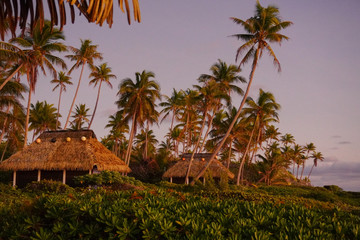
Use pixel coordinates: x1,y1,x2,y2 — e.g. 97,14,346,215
307,159,360,191
338,141,351,145
331,135,341,138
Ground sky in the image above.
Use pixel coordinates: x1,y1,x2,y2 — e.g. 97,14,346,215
24,0,360,191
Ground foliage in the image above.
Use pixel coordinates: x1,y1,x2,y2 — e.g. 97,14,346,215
0,184,359,239
73,171,144,188
24,180,73,195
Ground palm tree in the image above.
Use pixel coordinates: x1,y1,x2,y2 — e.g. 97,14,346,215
160,88,185,132
134,129,158,159
198,60,245,152
292,144,305,179
179,89,201,153
209,107,246,168
0,42,25,91
264,125,281,147
307,151,324,179
300,142,316,180
51,71,72,129
242,89,280,161
64,39,103,129
191,2,292,184
256,143,291,185
117,70,160,166
0,78,26,144
70,104,90,130
10,21,67,147
0,0,141,40
88,63,116,129
281,133,295,147
185,79,227,183
29,101,58,139
105,110,129,158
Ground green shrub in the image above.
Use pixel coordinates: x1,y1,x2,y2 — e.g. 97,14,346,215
24,180,73,194
324,185,343,193
74,171,144,188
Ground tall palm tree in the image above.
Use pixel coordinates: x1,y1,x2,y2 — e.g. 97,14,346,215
160,88,185,132
10,21,67,146
179,89,201,153
185,79,226,183
307,151,324,179
117,70,160,166
88,63,116,129
0,0,142,40
70,104,90,130
29,101,58,139
242,89,280,161
105,110,129,158
192,2,292,184
300,142,316,180
209,107,245,168
64,39,103,129
51,71,72,129
198,60,245,152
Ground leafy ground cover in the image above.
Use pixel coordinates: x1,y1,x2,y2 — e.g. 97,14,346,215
0,174,359,239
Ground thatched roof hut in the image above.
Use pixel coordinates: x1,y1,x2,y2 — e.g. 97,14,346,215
0,130,130,187
163,153,234,184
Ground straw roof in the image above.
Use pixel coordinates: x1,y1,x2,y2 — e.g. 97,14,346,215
0,130,130,173
163,154,234,179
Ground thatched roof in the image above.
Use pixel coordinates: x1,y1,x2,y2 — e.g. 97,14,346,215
163,156,234,179
0,130,130,173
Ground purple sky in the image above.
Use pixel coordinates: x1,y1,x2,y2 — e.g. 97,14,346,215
28,0,360,191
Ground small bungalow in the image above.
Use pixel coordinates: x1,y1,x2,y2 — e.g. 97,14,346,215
0,130,131,187
163,153,234,184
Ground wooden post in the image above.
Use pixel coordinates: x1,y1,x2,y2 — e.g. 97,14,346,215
170,177,172,183
89,169,92,175
202,177,205,185
62,170,66,184
13,171,16,187
37,170,41,181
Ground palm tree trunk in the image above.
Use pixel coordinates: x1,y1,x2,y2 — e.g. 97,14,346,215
125,111,137,166
185,106,208,184
24,75,32,148
170,109,176,132
300,162,305,180
226,140,233,169
0,105,10,143
88,80,102,129
250,125,261,163
296,164,300,179
55,87,63,129
236,120,257,185
307,164,315,179
184,113,190,152
144,121,149,159
199,106,217,152
64,62,85,129
0,63,23,91
191,48,260,185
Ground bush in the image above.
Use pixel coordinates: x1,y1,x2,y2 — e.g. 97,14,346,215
324,185,343,193
74,171,144,188
24,180,73,194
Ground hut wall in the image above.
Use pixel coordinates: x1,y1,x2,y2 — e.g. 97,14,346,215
41,170,63,182
66,171,89,186
16,170,37,188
